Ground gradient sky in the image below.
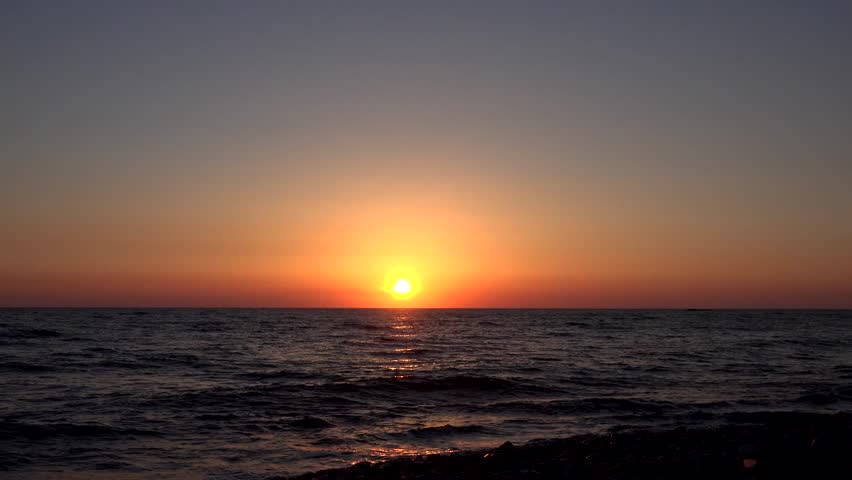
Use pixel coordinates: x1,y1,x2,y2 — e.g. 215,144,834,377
2,1,851,307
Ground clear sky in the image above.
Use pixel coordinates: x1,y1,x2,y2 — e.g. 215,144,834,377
2,1,851,307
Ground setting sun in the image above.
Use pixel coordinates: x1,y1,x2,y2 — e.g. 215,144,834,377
392,278,412,295
383,267,421,301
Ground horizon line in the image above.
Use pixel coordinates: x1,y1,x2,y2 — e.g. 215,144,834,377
2,306,850,311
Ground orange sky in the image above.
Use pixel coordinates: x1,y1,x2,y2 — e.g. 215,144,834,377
2,4,851,307
2,135,850,307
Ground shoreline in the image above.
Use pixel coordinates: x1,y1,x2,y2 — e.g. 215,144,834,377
290,412,851,479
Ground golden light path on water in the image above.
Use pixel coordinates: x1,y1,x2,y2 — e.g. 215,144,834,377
351,308,508,467
361,447,458,463
347,310,461,465
386,312,421,377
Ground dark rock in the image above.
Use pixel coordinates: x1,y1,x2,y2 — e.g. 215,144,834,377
292,412,852,479
497,441,514,451
738,443,756,456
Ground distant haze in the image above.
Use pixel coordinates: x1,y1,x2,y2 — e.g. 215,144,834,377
2,2,850,307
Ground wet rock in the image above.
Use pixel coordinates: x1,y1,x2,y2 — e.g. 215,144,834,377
496,441,514,451
293,412,852,479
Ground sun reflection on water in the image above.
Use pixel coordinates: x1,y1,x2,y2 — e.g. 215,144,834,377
380,312,426,374
366,446,458,459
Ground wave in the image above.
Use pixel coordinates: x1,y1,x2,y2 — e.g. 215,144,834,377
0,421,160,440
833,365,852,380
796,393,838,405
85,347,117,353
482,397,671,415
291,417,334,429
138,353,202,365
529,356,561,362
0,362,54,372
406,424,488,436
370,348,434,357
472,397,732,417
240,369,321,381
378,335,420,343
148,385,289,410
796,385,852,405
95,359,154,370
195,413,240,421
323,375,556,395
6,328,61,339
0,450,32,470
341,322,388,331
144,384,368,413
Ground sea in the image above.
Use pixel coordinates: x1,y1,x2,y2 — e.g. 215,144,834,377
2,309,851,479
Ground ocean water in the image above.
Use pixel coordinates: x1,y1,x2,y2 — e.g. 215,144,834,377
2,309,851,479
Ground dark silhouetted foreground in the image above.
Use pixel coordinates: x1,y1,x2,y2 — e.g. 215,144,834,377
290,412,852,480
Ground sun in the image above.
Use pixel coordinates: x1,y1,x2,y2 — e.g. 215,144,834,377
392,278,411,295
383,267,421,300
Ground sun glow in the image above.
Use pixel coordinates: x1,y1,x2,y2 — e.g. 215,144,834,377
392,278,411,295
383,267,421,300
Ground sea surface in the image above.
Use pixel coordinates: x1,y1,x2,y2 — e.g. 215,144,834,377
2,309,851,479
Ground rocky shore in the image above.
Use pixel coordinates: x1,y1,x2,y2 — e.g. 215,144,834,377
289,412,851,479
